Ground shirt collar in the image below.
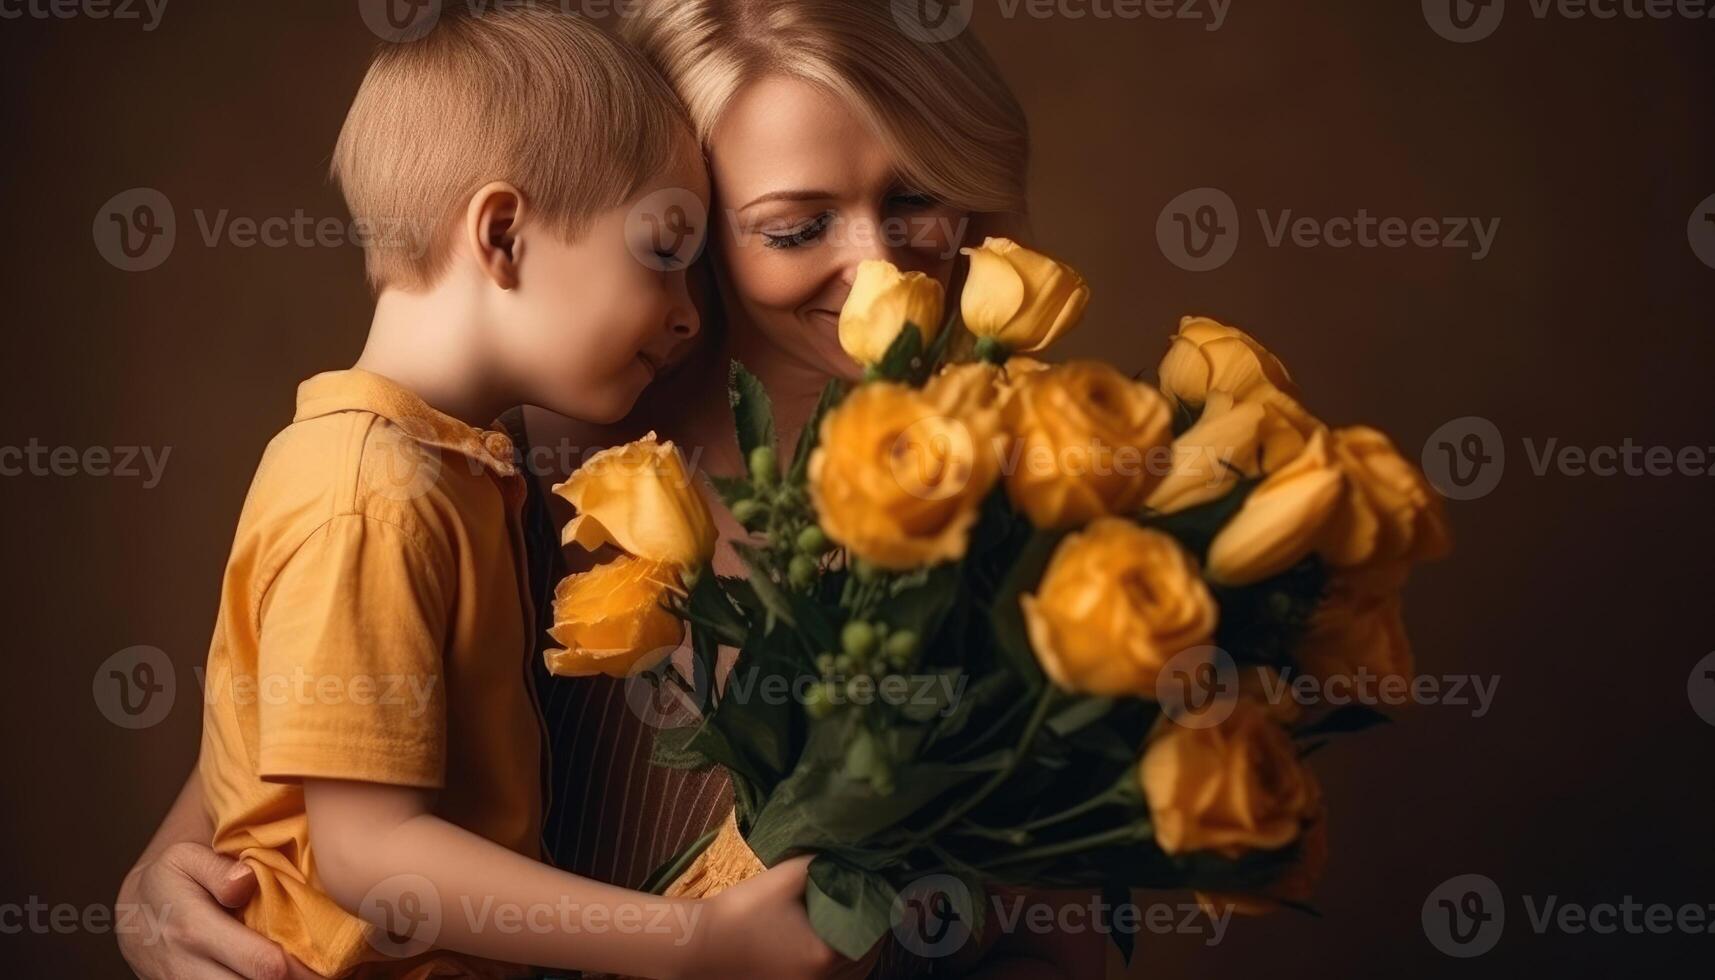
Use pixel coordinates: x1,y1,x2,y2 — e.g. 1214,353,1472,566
294,369,518,478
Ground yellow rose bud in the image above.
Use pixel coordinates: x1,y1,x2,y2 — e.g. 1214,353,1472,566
1146,387,1326,515
959,238,1090,354
1021,519,1217,698
838,260,946,366
1140,698,1321,857
544,556,685,678
1206,429,1345,585
1002,362,1175,529
808,382,1000,570
1294,579,1413,685
554,432,716,574
1158,316,1298,413
1318,426,1452,573
1196,812,1328,917
1145,393,1267,514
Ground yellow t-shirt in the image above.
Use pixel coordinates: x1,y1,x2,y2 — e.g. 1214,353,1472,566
198,370,544,978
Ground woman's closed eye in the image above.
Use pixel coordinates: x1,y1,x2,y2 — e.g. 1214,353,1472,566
762,211,834,250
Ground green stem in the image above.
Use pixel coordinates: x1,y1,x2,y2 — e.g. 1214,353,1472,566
978,822,1151,872
914,685,1057,843
1014,787,1124,834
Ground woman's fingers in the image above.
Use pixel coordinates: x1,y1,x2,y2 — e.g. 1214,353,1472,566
163,841,258,910
179,908,298,980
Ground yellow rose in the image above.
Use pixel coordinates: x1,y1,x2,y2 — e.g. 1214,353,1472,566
1206,429,1345,585
1294,580,1413,685
1139,698,1321,857
923,362,1009,416
1318,426,1452,574
1196,812,1328,917
838,260,946,366
544,556,685,678
1021,519,1217,698
1002,362,1174,529
960,238,1090,354
808,382,1000,570
554,432,716,574
1158,317,1298,413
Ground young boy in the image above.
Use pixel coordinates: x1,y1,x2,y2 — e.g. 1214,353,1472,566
196,7,861,978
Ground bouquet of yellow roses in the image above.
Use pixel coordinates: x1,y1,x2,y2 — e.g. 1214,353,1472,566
545,239,1450,961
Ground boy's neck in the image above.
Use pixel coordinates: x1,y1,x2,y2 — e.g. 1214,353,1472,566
356,283,514,430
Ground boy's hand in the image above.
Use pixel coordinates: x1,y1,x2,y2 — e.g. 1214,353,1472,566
117,842,324,980
686,856,880,980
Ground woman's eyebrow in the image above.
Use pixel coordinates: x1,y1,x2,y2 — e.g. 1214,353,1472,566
738,189,837,211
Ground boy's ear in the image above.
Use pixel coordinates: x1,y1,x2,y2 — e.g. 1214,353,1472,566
466,181,526,290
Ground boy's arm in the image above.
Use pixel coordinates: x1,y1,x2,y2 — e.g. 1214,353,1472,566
118,768,324,980
303,779,878,980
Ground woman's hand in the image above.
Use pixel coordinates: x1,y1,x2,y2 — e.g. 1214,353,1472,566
687,856,880,980
117,841,321,980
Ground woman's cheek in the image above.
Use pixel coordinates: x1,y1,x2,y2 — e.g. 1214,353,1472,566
728,248,826,315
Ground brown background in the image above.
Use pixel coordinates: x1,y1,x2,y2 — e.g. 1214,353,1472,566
2,1,1712,976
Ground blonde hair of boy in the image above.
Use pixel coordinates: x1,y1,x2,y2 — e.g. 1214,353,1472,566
333,3,692,291
619,0,1030,224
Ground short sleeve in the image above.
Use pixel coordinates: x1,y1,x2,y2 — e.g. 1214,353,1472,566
255,513,452,787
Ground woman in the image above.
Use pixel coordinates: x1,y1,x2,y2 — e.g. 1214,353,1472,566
524,3,1096,976
119,2,1095,976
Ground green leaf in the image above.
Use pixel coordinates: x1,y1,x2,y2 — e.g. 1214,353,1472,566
805,856,898,962
637,825,720,896
1046,697,1116,737
732,541,797,634
729,360,777,461
789,380,846,484
878,563,960,646
685,572,749,647
651,725,714,771
987,529,1068,685
872,324,925,382
705,473,753,510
